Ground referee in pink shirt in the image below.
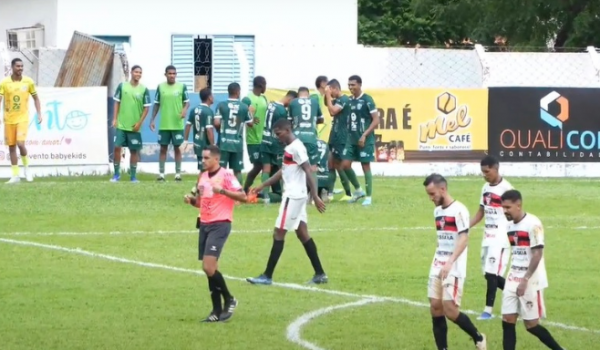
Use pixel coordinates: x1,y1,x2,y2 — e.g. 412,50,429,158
184,145,247,322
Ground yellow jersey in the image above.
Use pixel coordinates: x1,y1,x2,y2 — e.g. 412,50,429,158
0,75,37,124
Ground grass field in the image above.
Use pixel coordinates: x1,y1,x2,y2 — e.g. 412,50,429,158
1,174,599,350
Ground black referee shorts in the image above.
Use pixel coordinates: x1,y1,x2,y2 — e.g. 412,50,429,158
198,221,232,260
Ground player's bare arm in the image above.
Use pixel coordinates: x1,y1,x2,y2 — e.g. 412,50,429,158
360,110,380,147
207,125,215,145
301,161,326,213
469,206,484,228
518,245,544,296
136,105,150,132
32,94,42,124
184,123,192,141
149,102,160,131
181,101,190,118
211,184,248,203
112,101,121,128
441,230,469,279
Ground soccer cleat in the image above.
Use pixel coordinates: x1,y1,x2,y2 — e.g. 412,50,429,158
338,195,352,201
130,177,139,183
156,176,165,182
246,274,273,285
219,297,238,322
327,193,334,202
362,197,372,206
110,175,120,182
475,333,487,350
320,188,329,202
308,273,328,285
175,175,182,182
477,312,493,320
24,169,33,182
5,177,20,184
201,312,221,323
348,190,365,203
333,188,343,194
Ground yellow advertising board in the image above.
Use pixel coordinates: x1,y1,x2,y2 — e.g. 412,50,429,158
265,88,488,151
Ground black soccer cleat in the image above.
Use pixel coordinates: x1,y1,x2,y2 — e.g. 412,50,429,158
201,311,221,323
156,176,166,182
219,297,238,322
307,273,328,285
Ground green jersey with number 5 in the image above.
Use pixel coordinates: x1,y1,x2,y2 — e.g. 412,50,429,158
261,101,288,153
348,93,377,145
288,97,322,145
186,104,214,150
215,99,251,153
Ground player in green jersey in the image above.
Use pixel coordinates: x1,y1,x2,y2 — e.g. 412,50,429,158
323,79,363,201
241,76,269,194
316,140,331,202
215,83,252,184
149,65,190,182
184,88,215,172
111,65,151,183
259,90,298,203
310,76,328,138
342,75,380,206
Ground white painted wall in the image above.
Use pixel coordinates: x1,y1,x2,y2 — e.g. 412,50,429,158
0,0,58,47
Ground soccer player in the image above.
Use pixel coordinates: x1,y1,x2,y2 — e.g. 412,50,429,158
1,58,42,184
241,76,269,193
246,118,327,285
149,65,190,182
184,88,216,173
315,139,331,202
310,75,328,136
324,79,362,201
500,190,564,350
423,174,487,350
184,145,247,322
214,83,252,184
110,65,151,183
342,75,379,206
470,155,513,320
259,90,297,203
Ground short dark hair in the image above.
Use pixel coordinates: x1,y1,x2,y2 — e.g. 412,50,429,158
348,75,362,84
165,65,176,73
423,173,447,187
501,189,522,202
199,88,212,102
273,118,292,130
327,79,341,89
228,82,241,95
131,65,142,72
298,86,310,94
253,76,266,87
286,90,298,98
315,75,328,88
204,145,221,157
480,155,499,167
11,58,22,67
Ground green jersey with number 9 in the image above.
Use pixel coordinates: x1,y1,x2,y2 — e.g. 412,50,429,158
288,97,322,145
186,104,214,151
261,101,288,153
348,93,377,145
215,99,251,153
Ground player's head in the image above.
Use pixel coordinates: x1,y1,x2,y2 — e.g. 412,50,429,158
423,173,448,206
282,90,298,107
202,145,221,171
480,155,500,183
228,82,241,98
199,88,213,105
273,118,294,145
253,76,267,94
327,79,342,98
348,75,362,96
165,65,177,84
297,86,310,98
11,58,23,76
315,76,328,90
501,190,523,221
131,65,142,82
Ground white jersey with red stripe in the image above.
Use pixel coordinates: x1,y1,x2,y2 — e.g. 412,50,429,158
429,200,470,279
282,138,309,199
480,178,513,248
505,213,548,292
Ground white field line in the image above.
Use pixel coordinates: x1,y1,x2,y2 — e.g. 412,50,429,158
0,225,599,237
0,238,598,335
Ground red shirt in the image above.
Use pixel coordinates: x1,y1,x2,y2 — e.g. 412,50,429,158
197,168,242,223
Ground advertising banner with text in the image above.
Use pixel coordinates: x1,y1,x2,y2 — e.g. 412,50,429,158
488,87,600,162
266,88,488,162
0,87,108,166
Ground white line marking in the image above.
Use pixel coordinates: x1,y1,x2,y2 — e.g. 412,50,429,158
287,298,383,350
0,238,598,335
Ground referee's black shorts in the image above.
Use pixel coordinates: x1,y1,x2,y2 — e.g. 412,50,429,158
198,220,232,260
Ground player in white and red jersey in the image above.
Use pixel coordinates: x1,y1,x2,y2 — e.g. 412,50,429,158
470,155,513,320
247,118,327,286
500,190,565,350
423,174,487,350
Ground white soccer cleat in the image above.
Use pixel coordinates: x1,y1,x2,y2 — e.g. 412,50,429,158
5,176,20,184
24,168,33,182
475,333,487,350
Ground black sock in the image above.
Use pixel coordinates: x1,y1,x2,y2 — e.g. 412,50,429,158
432,316,448,350
211,271,232,302
264,239,285,279
303,238,325,275
453,312,483,344
527,325,564,350
207,276,222,314
485,273,499,308
502,321,517,350
497,276,506,290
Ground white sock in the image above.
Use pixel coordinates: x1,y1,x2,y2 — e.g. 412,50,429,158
484,306,493,314
160,173,165,178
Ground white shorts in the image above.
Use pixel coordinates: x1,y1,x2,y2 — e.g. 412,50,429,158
274,196,307,231
427,275,465,306
481,246,509,276
501,288,546,320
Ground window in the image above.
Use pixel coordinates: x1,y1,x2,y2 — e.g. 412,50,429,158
6,27,44,50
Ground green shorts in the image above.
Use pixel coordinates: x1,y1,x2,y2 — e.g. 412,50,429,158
304,142,319,166
317,175,329,189
158,130,184,146
247,144,262,165
261,152,282,167
329,143,345,161
220,150,244,171
342,143,375,163
115,129,142,151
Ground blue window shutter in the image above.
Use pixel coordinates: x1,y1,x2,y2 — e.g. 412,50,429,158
212,35,235,94
170,35,194,91
233,36,255,95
